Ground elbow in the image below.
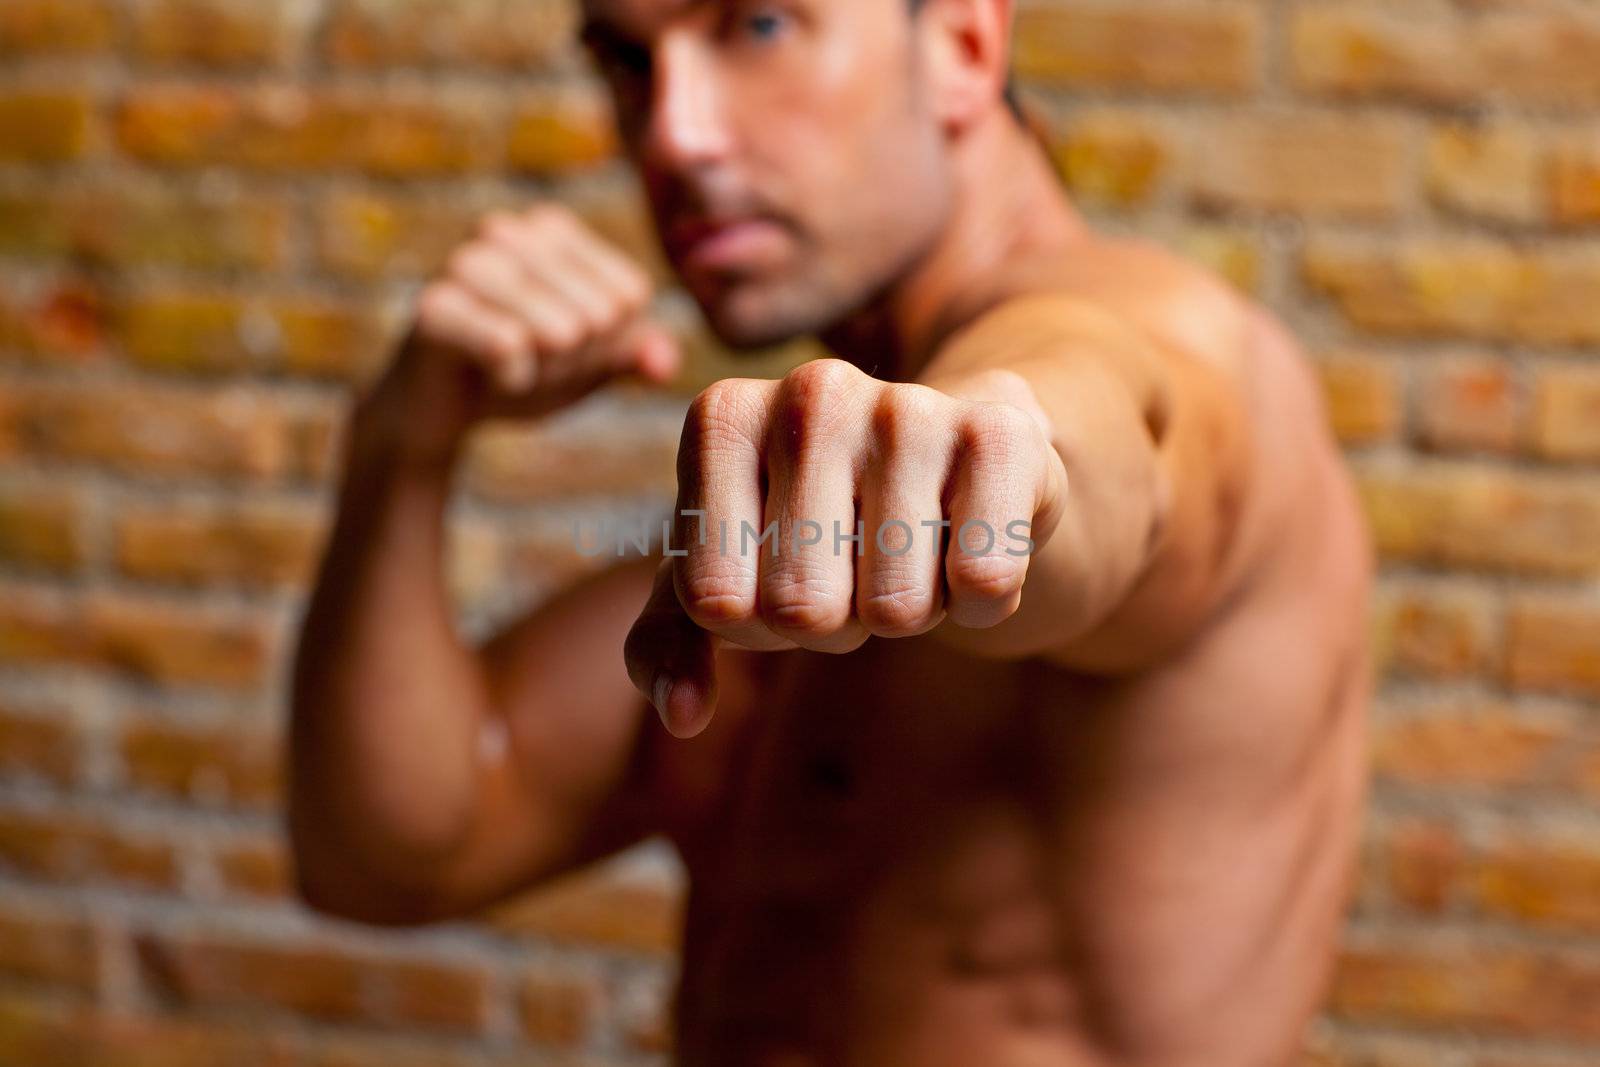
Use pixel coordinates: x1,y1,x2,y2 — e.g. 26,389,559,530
286,805,453,928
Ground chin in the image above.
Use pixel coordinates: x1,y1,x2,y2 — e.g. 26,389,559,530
698,277,849,351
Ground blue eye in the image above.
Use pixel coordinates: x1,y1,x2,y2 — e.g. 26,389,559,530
745,9,788,40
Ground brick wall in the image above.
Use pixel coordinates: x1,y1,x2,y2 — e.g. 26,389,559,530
1,1,1598,1064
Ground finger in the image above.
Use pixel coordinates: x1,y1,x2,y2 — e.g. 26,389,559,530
856,385,954,638
608,319,684,383
490,217,620,340
944,403,1044,629
759,360,870,654
450,242,587,363
673,377,794,652
624,558,720,738
414,282,533,392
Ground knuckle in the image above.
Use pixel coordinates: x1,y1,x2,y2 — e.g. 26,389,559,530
445,243,491,282
685,379,757,449
960,401,1034,457
760,577,850,637
871,383,943,449
858,583,937,636
775,358,859,445
783,357,858,407
679,568,757,627
415,281,457,322
477,211,524,245
523,202,574,234
947,550,1024,602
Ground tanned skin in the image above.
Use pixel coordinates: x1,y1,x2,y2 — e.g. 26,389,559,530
289,1,1376,1064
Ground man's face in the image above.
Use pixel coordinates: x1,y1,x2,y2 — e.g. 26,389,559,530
580,0,955,349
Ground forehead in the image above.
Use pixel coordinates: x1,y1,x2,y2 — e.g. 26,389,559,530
580,0,897,36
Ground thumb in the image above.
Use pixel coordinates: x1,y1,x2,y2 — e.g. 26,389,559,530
614,321,683,385
624,557,719,738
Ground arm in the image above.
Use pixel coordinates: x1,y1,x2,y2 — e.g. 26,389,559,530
289,204,680,924
916,293,1255,673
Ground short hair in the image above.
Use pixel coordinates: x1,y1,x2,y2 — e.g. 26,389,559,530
906,0,1026,124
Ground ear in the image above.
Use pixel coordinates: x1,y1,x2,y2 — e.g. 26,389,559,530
914,0,1015,132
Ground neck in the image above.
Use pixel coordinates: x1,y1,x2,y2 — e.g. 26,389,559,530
822,111,1090,383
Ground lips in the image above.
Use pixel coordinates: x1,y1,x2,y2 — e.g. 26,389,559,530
668,215,787,274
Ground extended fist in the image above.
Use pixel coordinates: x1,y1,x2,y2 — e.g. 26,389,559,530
625,357,1069,738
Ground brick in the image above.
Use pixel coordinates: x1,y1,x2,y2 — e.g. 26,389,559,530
519,969,601,1046
321,0,577,71
1331,940,1600,1039
0,90,93,162
1369,700,1567,792
1380,819,1464,915
1013,4,1260,95
1305,239,1600,345
116,717,282,810
0,807,177,890
0,703,78,783
1170,227,1260,296
1313,352,1403,447
1426,125,1544,225
1475,834,1600,932
1292,6,1600,110
1044,109,1170,210
0,184,293,271
0,993,299,1067
212,836,291,899
507,85,619,176
1506,595,1600,699
313,191,482,281
1370,581,1497,679
0,0,115,55
114,504,323,591
1189,112,1409,219
0,278,109,363
461,409,680,504
0,589,272,691
1412,356,1521,455
1532,364,1600,461
489,866,684,955
86,594,274,690
0,904,102,990
0,381,325,485
0,484,88,574
1357,463,1600,577
117,85,503,176
136,933,492,1031
129,0,307,68
1550,140,1600,225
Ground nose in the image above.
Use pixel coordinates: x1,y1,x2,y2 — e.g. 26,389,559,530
642,35,733,171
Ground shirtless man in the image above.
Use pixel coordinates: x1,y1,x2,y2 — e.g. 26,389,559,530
288,1,1376,1064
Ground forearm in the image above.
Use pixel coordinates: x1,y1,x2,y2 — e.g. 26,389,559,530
288,392,491,891
919,299,1250,670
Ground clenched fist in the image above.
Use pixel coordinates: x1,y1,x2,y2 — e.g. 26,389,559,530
625,357,1070,738
360,202,681,463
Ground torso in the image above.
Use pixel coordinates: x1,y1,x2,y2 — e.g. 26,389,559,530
646,237,1375,1067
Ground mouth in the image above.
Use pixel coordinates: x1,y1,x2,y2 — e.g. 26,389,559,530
667,215,789,276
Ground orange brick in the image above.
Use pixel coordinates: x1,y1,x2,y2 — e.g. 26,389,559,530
0,807,177,890
0,90,93,162
1357,463,1600,577
1380,819,1464,915
1293,6,1600,110
129,0,307,68
86,594,274,690
0,992,299,1067
507,86,619,176
1370,580,1498,680
1369,700,1567,791
1189,111,1409,219
519,970,601,1047
1305,238,1600,345
1506,595,1600,699
116,717,282,810
1474,833,1600,932
1531,363,1600,461
1426,124,1544,225
114,504,323,591
1013,3,1260,95
1412,356,1522,455
1313,352,1403,447
1044,109,1170,210
1168,227,1260,296
0,0,115,55
0,184,292,271
0,703,78,784
0,484,88,574
1331,940,1600,1039
212,835,292,899
135,932,492,1031
1,382,324,485
1550,140,1600,225
321,0,577,70
489,866,684,955
461,410,680,504
313,191,483,281
117,85,502,176
0,278,109,364
0,906,102,990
